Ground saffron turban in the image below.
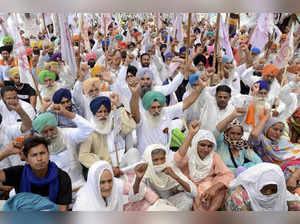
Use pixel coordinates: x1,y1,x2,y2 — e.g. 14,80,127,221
262,64,279,77
52,88,72,104
90,96,111,115
142,91,166,110
33,112,57,133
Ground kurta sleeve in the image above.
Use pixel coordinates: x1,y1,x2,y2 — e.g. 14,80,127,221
240,67,260,87
118,107,136,135
174,150,189,171
212,153,235,188
154,73,184,96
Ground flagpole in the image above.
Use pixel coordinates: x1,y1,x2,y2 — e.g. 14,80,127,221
184,13,192,80
212,13,221,86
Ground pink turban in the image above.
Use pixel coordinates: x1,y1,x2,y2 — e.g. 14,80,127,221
86,52,97,62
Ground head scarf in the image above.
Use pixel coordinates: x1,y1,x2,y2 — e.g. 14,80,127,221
256,80,270,91
251,47,261,55
136,68,154,80
224,119,249,151
142,91,166,110
90,96,111,115
38,70,56,84
187,130,216,182
287,107,300,144
91,65,105,77
49,52,62,62
52,88,72,104
229,163,288,211
193,54,206,66
73,161,124,211
2,36,14,45
86,52,97,62
2,192,59,211
188,73,200,87
10,67,19,78
32,112,57,134
82,78,101,95
262,64,279,77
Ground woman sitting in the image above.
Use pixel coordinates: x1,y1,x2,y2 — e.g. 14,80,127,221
214,108,262,175
174,121,234,211
226,163,300,211
283,107,300,148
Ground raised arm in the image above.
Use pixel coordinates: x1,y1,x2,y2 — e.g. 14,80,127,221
250,110,271,141
128,77,141,124
216,108,247,133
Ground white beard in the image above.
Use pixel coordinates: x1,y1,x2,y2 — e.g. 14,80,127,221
92,113,113,135
145,111,163,128
47,130,66,154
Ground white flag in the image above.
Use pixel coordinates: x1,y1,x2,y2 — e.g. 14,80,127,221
249,13,270,50
176,14,183,42
80,14,91,53
8,14,36,90
58,13,77,76
275,23,294,68
219,14,234,61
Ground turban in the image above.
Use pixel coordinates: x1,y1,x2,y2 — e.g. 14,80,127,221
194,27,201,34
82,78,101,94
10,67,19,77
163,35,173,42
115,34,123,42
251,47,261,55
145,43,154,53
39,70,56,84
206,31,215,37
48,43,55,50
179,46,186,54
52,88,72,104
90,96,111,115
2,36,14,45
142,91,166,110
239,34,247,40
33,112,57,133
31,41,39,48
0,45,13,54
133,32,141,39
189,73,200,87
101,40,110,47
255,80,270,92
91,65,105,77
164,52,174,60
280,34,287,40
136,68,154,80
222,55,231,64
38,41,43,49
46,61,58,67
49,52,62,62
73,35,80,41
119,42,127,48
193,54,206,66
271,42,278,49
86,52,97,62
262,64,279,77
26,48,33,56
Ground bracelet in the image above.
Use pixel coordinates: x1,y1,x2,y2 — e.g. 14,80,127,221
117,104,124,109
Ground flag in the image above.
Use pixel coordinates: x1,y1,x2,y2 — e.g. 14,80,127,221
176,14,183,42
8,14,36,90
101,13,112,34
80,14,91,52
219,14,234,61
249,13,270,50
58,13,77,76
275,23,294,68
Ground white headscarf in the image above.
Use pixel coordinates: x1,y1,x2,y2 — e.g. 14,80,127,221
187,130,216,183
229,163,289,211
73,161,124,211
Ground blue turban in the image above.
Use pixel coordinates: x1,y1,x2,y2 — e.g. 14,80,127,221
133,28,138,33
163,35,173,42
145,43,154,53
251,47,261,55
48,52,62,62
3,192,59,211
256,80,270,91
102,40,110,47
115,34,123,41
136,68,154,80
207,31,215,37
179,46,186,54
164,52,174,60
90,96,111,115
52,88,72,104
189,73,200,87
222,55,230,64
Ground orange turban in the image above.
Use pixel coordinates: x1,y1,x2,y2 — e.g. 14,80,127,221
73,35,80,41
262,64,279,77
280,34,287,41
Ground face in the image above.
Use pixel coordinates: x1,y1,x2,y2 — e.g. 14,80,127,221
126,72,135,83
49,64,59,75
26,144,49,171
151,151,166,166
260,184,278,195
40,126,58,140
60,97,72,111
3,91,18,108
196,62,205,71
263,74,274,84
224,62,234,72
100,169,113,199
95,105,109,120
44,77,55,88
113,54,122,67
148,101,162,117
1,51,10,60
87,85,100,98
216,91,231,109
165,57,172,65
258,89,268,98
266,122,284,141
197,140,214,160
227,126,243,141
24,38,30,46
11,74,20,85
140,74,152,88
141,55,150,67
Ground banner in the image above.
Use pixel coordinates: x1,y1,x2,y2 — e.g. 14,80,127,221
249,13,269,50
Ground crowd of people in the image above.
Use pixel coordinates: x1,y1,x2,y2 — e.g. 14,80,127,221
0,12,299,211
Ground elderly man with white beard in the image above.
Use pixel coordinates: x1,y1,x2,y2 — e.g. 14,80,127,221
32,104,94,196
79,94,138,178
128,74,207,158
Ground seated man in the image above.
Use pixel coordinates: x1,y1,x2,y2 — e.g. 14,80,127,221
0,136,72,211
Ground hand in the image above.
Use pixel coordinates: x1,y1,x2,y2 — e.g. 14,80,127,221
232,107,247,118
7,101,22,113
206,67,215,77
51,104,67,115
128,77,141,94
4,140,23,157
198,76,208,90
101,70,112,84
109,93,121,107
135,163,148,180
286,176,297,193
189,120,201,136
78,63,89,81
200,186,216,209
264,109,271,119
162,167,177,178
252,83,260,95
112,167,124,178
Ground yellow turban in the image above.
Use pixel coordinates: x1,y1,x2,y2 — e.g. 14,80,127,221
10,67,19,77
31,41,39,48
39,41,43,49
82,78,101,95
91,65,104,77
49,43,55,50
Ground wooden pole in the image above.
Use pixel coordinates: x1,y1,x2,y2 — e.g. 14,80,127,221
184,13,192,80
212,13,221,85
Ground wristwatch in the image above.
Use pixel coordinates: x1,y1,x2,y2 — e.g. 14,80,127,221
116,104,124,109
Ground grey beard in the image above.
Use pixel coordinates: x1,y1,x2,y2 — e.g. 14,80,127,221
47,131,66,154
139,85,152,98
